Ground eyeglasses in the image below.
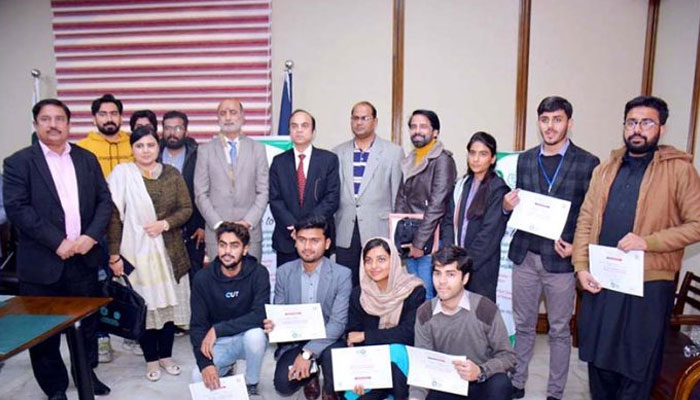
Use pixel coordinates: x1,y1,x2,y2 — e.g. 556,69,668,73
624,118,658,131
163,125,185,133
351,116,373,122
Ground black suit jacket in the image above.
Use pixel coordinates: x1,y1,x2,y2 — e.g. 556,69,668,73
269,147,340,254
507,141,599,273
3,143,112,285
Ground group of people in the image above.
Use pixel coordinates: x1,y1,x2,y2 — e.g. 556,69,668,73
2,91,699,400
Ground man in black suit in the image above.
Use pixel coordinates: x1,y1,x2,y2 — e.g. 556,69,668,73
3,99,113,400
269,109,340,267
503,96,599,400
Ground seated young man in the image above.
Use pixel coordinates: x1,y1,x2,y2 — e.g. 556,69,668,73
410,245,516,400
190,222,269,396
263,215,352,400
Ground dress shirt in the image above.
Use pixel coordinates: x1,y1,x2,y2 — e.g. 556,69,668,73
162,147,186,173
433,289,471,315
293,146,313,178
39,141,81,240
300,263,321,304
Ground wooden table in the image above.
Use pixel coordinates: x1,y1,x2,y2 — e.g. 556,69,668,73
0,296,111,400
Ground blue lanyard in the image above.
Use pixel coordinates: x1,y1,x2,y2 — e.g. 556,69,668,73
538,152,565,193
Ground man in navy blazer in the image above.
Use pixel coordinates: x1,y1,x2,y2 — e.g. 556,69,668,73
3,99,113,400
264,215,351,400
269,109,340,267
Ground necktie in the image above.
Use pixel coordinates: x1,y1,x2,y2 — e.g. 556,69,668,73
297,154,306,206
228,140,237,169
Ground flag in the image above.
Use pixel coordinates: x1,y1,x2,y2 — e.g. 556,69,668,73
277,68,293,135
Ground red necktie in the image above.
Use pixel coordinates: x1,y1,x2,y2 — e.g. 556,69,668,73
297,154,306,206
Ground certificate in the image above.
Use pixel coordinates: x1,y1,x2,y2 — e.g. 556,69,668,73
265,303,327,343
507,190,571,240
189,374,249,400
589,244,644,297
332,345,393,391
406,346,468,396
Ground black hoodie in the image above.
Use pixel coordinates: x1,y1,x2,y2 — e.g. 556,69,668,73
189,255,270,370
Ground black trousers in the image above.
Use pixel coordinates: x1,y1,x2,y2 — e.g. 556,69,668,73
335,220,362,288
138,321,175,362
185,232,206,285
19,258,99,397
425,373,511,400
274,340,344,396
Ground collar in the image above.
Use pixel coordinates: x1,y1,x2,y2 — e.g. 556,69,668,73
539,138,570,156
294,145,313,160
219,133,240,147
39,140,71,157
433,290,470,315
353,138,375,152
300,258,324,277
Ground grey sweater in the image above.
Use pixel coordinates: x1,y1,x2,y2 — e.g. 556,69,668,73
409,290,516,399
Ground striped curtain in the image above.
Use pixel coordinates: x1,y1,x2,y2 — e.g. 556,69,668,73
51,0,272,141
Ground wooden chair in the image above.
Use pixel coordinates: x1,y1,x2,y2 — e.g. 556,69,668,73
652,271,700,399
0,222,19,295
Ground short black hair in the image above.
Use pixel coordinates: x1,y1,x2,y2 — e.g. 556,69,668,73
362,238,391,260
294,214,329,238
129,109,157,132
352,101,377,118
432,245,473,276
290,109,316,130
216,222,250,246
33,98,71,122
129,125,159,146
624,95,669,125
408,109,440,131
162,110,189,130
91,93,123,116
537,96,573,119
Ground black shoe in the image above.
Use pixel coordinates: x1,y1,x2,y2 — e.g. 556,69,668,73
511,385,525,399
546,397,560,400
92,372,111,396
303,375,321,400
246,384,259,396
48,393,68,400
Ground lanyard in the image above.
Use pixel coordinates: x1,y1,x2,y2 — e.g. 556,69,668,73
538,152,565,193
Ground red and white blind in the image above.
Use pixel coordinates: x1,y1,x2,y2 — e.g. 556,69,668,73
51,0,272,141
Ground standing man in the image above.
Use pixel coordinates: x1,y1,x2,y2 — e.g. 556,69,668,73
76,93,132,177
269,109,340,266
159,111,206,281
333,101,403,286
3,99,113,399
572,96,700,399
503,96,599,400
264,215,351,400
194,98,269,261
395,109,457,299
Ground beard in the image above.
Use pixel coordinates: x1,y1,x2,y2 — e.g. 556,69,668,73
165,136,186,149
97,122,119,136
411,134,433,148
220,254,242,269
624,133,659,155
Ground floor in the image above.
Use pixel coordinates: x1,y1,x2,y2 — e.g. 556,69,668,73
0,334,590,400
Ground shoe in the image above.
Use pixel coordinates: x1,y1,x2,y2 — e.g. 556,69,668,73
321,390,338,400
158,357,181,376
146,361,161,381
546,397,560,400
92,372,111,396
48,392,68,400
174,326,188,337
97,337,113,363
511,385,525,399
246,384,259,396
122,338,137,351
303,375,321,400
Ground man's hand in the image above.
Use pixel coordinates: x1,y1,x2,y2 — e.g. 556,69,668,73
72,235,97,255
618,233,647,252
201,365,221,390
408,244,425,259
263,319,275,334
56,239,75,260
347,331,365,346
502,189,520,212
144,220,167,237
191,228,205,250
200,327,217,360
352,384,366,396
109,256,124,276
554,239,573,258
288,354,312,381
452,359,481,382
577,270,602,294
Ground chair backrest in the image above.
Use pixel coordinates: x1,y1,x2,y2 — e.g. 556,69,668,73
674,271,700,316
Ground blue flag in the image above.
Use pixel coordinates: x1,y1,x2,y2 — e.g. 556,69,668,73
277,69,292,135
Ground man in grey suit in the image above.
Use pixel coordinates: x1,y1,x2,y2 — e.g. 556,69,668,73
194,98,269,261
264,215,351,400
333,101,403,286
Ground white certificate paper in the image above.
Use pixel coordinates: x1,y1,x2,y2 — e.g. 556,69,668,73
189,374,249,400
332,345,393,391
265,303,327,343
507,190,572,241
589,244,644,297
406,346,468,396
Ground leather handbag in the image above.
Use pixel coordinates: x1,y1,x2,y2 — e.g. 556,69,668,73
98,269,147,340
394,217,435,258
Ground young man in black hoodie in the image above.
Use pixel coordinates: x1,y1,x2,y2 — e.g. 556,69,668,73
190,222,270,395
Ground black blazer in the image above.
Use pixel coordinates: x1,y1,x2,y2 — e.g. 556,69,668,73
455,174,510,302
507,141,599,273
269,147,340,254
3,143,112,285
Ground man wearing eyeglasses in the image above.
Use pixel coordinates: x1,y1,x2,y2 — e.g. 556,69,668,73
572,95,700,399
332,101,404,286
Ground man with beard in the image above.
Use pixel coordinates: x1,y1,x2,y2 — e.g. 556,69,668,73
264,215,351,400
190,222,269,396
194,98,269,261
159,110,206,281
77,94,133,177
395,109,457,300
572,95,700,399
332,101,403,287
503,96,599,400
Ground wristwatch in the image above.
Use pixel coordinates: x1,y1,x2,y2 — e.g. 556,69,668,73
477,366,487,383
301,349,313,360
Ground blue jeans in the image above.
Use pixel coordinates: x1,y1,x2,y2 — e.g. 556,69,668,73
405,255,434,299
191,328,267,385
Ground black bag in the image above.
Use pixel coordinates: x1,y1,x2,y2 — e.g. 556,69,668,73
394,217,435,258
98,273,147,340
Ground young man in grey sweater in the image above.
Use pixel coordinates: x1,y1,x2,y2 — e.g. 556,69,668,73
410,245,515,400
